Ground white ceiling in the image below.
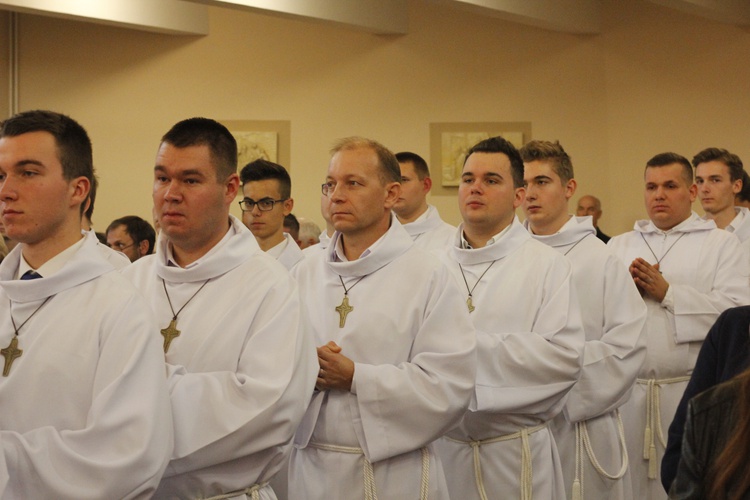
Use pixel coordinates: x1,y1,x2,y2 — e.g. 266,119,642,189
0,0,748,36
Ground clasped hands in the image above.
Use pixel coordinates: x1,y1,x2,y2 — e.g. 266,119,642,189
316,341,355,391
629,257,669,303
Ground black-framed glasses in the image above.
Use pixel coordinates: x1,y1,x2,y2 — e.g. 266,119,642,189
108,242,135,251
238,198,287,212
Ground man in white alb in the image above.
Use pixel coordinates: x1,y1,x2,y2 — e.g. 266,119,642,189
239,159,303,270
435,136,584,500
0,110,172,498
692,147,750,259
521,139,647,499
288,137,476,499
608,152,750,500
393,151,455,249
124,117,317,500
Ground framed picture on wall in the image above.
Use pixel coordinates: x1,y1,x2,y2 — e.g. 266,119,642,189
223,120,291,170
430,122,531,195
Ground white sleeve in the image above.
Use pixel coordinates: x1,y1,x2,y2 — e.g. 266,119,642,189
473,258,584,421
0,292,173,500
352,268,477,463
164,277,317,477
564,254,647,422
672,233,750,343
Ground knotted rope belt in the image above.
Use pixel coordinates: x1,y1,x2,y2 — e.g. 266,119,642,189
444,422,548,500
572,409,629,500
203,482,269,500
307,441,430,500
637,376,690,479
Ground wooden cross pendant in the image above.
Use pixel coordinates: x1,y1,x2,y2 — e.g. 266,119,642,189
466,296,476,313
335,296,354,328
1,336,23,377
161,318,181,353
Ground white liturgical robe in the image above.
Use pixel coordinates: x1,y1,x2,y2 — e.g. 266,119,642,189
608,213,750,500
401,205,455,250
436,217,584,500
0,231,173,499
528,216,647,500
124,216,317,500
288,216,476,500
724,206,750,264
268,232,304,271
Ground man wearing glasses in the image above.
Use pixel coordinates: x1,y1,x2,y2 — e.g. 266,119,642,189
239,159,303,270
288,137,476,499
105,215,156,262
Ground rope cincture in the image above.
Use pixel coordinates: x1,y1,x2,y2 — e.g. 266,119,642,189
202,481,269,500
572,409,629,500
444,422,547,500
637,376,690,479
308,442,430,500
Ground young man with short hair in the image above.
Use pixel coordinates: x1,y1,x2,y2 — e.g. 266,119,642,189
289,137,476,499
124,117,316,499
239,159,303,270
608,152,750,499
435,136,584,500
393,151,455,249
0,110,172,498
692,147,750,257
521,139,647,500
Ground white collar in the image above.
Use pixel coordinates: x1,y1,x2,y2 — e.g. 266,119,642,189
18,235,86,279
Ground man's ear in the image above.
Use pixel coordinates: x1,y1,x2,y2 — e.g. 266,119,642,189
70,176,91,209
384,182,401,209
283,197,294,216
138,239,150,257
422,176,433,194
565,178,577,200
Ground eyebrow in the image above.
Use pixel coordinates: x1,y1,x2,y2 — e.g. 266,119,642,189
14,159,46,169
154,166,206,178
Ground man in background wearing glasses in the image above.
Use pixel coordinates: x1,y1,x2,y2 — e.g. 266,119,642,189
240,159,303,270
105,214,156,262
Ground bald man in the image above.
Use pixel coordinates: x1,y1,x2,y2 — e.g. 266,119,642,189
577,194,610,243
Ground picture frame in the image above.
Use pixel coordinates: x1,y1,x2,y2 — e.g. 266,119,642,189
430,122,531,195
222,120,291,170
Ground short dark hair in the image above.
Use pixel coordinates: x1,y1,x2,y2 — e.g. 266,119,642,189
464,136,524,188
692,147,744,182
239,159,292,199
85,174,98,223
0,109,94,188
737,170,750,204
645,152,693,185
284,213,300,241
519,140,574,183
331,137,401,184
161,118,237,180
395,151,430,180
106,215,156,254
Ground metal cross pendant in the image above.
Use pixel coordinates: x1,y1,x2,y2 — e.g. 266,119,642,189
335,296,354,328
466,296,476,313
1,336,23,376
161,318,181,353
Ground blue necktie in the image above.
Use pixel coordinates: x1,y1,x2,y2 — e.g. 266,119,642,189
20,270,42,280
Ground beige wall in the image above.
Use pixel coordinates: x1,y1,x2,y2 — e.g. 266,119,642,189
1,0,749,235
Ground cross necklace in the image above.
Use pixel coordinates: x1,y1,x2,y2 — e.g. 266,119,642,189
335,275,367,328
161,278,211,353
640,232,686,270
458,260,498,313
2,296,52,377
